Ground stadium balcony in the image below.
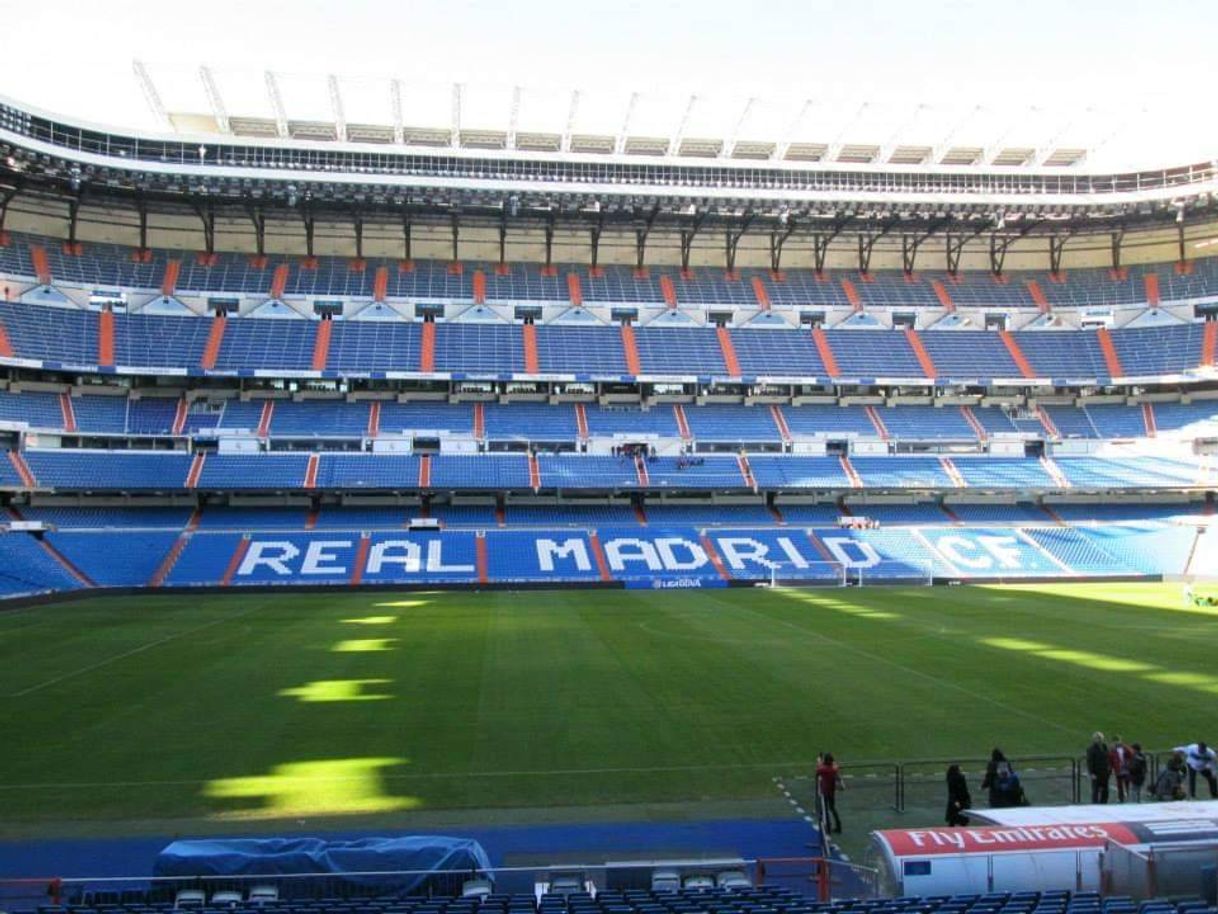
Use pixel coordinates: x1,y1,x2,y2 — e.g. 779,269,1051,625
0,295,1214,385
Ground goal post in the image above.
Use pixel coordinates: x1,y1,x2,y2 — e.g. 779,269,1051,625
766,560,848,588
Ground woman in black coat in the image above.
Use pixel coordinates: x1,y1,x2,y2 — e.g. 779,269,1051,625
946,764,971,826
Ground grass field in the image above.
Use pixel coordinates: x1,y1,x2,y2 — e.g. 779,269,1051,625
2,581,1216,838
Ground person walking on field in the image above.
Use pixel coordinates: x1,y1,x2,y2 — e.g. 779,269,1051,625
1086,732,1111,804
816,752,844,834
1110,736,1134,803
981,748,1025,808
945,764,972,826
1174,741,1218,798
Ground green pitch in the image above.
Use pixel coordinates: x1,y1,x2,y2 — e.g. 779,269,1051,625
1,581,1214,837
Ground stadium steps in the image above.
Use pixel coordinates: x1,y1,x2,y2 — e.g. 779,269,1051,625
472,269,486,304
0,315,12,357
574,403,589,441
367,401,381,437
200,316,227,370
586,531,614,580
1026,278,1051,312
98,309,115,367
999,330,1037,378
717,326,741,376
840,277,862,310
256,401,274,437
7,450,36,487
620,324,642,374
148,532,191,587
960,405,988,440
419,321,436,372
905,328,937,378
1145,272,1161,305
29,243,51,284
812,327,840,376
865,405,889,439
1143,402,1157,437
475,532,489,584
39,536,94,586
1204,322,1217,366
770,404,793,443
750,275,770,309
371,265,389,302
930,277,955,311
522,323,540,373
160,258,180,296
269,263,289,299
1097,328,1124,377
311,320,332,371
566,271,582,305
58,393,77,432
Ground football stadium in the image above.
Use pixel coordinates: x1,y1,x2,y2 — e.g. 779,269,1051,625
4,0,1218,909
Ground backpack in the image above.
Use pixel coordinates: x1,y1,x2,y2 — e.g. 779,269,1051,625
996,760,1017,792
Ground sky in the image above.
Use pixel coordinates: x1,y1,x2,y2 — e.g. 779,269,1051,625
1,0,1213,167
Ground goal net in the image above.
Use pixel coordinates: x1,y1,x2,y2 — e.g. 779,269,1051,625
766,561,848,588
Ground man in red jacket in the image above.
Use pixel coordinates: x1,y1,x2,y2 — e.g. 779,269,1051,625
816,752,844,834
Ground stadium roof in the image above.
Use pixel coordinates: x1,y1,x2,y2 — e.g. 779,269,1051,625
133,66,1172,171
5,0,1214,176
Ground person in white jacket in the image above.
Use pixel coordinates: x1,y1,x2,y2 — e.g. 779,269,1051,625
1173,742,1218,798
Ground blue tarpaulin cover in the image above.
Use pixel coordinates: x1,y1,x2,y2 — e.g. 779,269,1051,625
153,836,491,895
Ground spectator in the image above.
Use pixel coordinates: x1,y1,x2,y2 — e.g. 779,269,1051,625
816,752,844,834
1128,742,1149,803
981,748,1024,808
1086,732,1111,804
1153,751,1187,801
945,764,971,826
1174,741,1218,798
1110,736,1134,803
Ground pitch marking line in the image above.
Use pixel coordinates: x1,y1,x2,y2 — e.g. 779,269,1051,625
7,605,266,698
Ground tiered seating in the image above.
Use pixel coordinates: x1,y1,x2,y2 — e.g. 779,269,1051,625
320,453,420,488
1013,331,1109,378
634,457,745,489
952,458,1056,488
1056,456,1201,488
380,401,473,435
1154,401,1218,435
534,326,628,373
507,503,637,526
271,400,370,437
633,328,726,375
0,532,84,596
877,405,976,439
18,506,192,528
1021,527,1130,575
827,331,924,377
947,502,1050,524
327,322,421,372
127,398,182,436
781,404,875,437
1109,324,1205,376
729,327,825,376
429,455,531,489
434,324,525,372
429,503,499,526
683,405,781,443
1086,404,1147,438
114,313,211,368
196,454,309,489
24,450,190,489
584,404,679,437
69,396,128,434
484,403,578,441
537,455,640,489
1041,406,1097,439
748,456,851,488
0,389,62,427
918,330,1021,378
48,530,181,585
0,300,98,364
850,457,954,488
214,319,315,371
